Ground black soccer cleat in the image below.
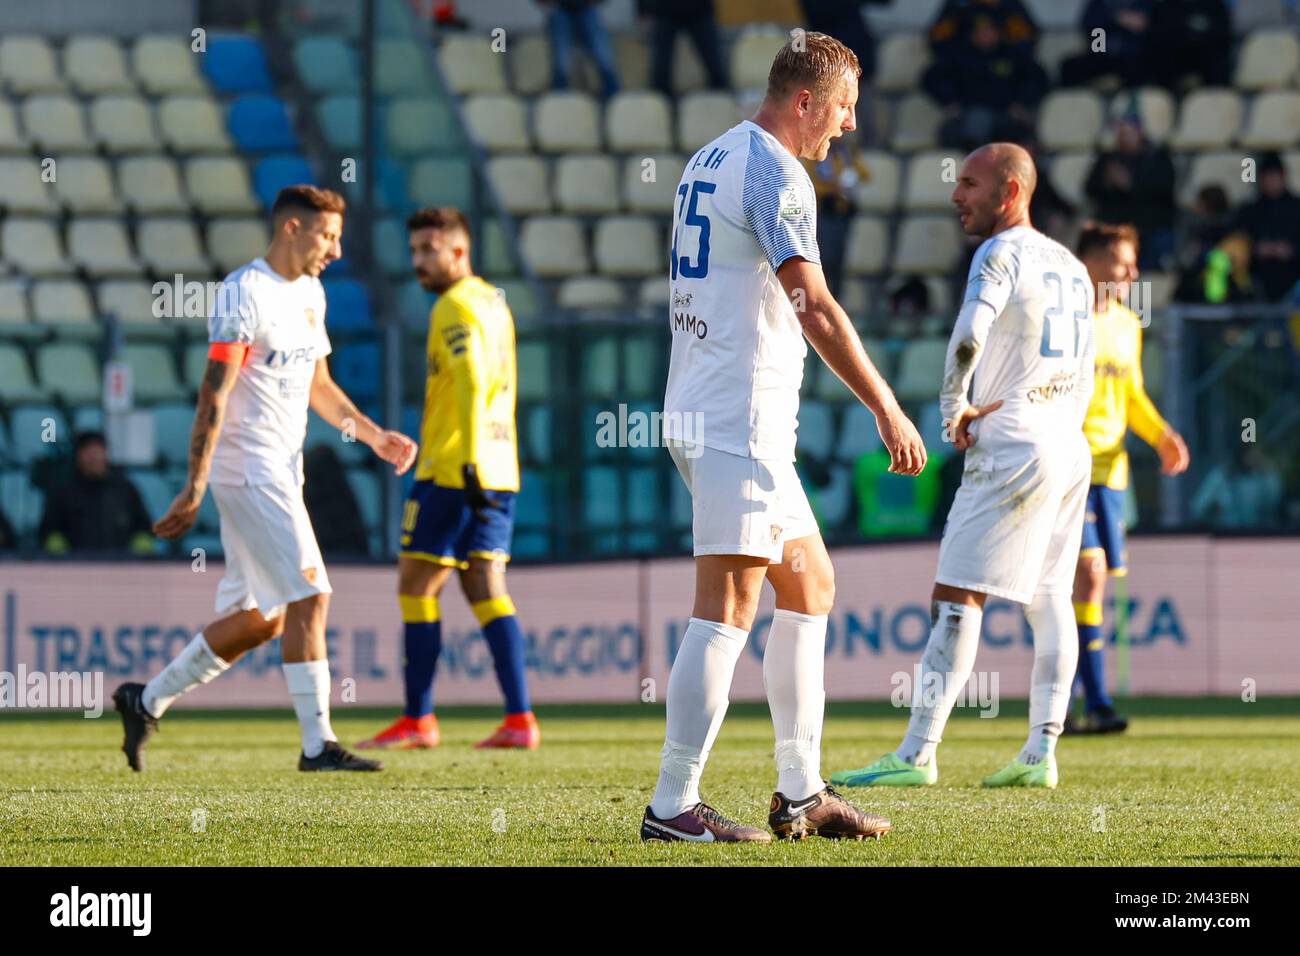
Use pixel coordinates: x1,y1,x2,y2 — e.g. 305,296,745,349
112,682,159,772
298,740,383,772
1086,705,1130,734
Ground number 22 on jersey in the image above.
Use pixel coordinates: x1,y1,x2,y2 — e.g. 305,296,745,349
1041,270,1089,358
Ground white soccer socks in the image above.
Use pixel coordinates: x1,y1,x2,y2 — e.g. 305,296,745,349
650,617,748,820
282,659,337,759
764,608,828,801
898,601,983,767
1021,591,1079,765
142,633,231,718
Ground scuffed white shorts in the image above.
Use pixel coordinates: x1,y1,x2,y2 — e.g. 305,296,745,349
210,481,331,619
668,441,819,563
935,446,1090,605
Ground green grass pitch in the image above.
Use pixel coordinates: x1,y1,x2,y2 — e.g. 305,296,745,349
2,698,1297,866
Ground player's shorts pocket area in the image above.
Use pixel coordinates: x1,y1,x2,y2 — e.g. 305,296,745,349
399,480,515,569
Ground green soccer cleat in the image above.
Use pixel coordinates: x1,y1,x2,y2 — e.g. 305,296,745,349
981,755,1058,788
830,752,937,788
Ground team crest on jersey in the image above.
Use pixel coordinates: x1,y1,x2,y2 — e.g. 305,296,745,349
778,187,803,221
304,307,318,329
673,290,693,308
770,523,782,544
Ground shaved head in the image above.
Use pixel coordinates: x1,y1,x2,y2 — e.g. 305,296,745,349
951,142,1037,238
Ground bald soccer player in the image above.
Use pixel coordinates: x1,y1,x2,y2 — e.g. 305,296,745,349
832,143,1096,789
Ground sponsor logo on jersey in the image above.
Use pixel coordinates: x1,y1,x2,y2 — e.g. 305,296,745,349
305,307,318,329
266,346,318,368
1026,370,1077,403
672,290,693,309
778,186,803,221
672,312,707,339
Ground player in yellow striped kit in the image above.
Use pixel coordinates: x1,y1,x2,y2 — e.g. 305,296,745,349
358,207,539,751
1069,222,1189,734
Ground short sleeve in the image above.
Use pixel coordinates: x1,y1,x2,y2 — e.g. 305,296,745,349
741,134,820,272
315,286,332,358
962,239,1019,315
209,278,259,344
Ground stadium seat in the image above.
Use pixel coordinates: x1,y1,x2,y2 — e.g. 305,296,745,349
137,218,212,274
206,218,270,274
70,404,103,432
894,338,949,401
534,92,602,153
593,216,661,277
850,151,901,212
582,466,622,529
118,156,189,213
157,95,232,152
132,36,207,95
128,469,174,521
517,403,549,465
1239,91,1300,149
494,280,539,320
581,342,618,400
1107,87,1176,143
228,95,300,152
515,470,551,528
0,36,62,94
316,95,362,152
0,158,57,214
1038,90,1105,150
98,280,168,334
890,93,942,152
305,413,368,466
345,157,407,212
463,93,530,152
1,218,71,275
1049,151,1092,206
626,466,662,528
22,95,91,152
903,150,963,210
322,278,373,333
0,280,34,337
1171,89,1243,149
408,156,474,209
385,96,461,154
293,36,359,94
555,155,621,213
182,342,208,389
1234,29,1300,90
373,217,410,276
507,33,550,95
1285,150,1300,194
36,343,101,404
64,36,135,94
814,464,853,525
68,219,142,277
729,29,787,91
183,156,258,214
623,153,683,212
8,403,67,457
677,92,740,151
486,155,552,214
1036,31,1085,81
331,343,382,403
557,277,625,309
0,100,31,153
203,35,273,94
0,345,43,404
875,33,929,92
667,32,709,95
371,36,430,94
438,34,507,94
797,400,836,459
89,95,159,153
844,216,889,276
520,217,587,277
0,469,44,532
837,402,884,461
346,468,380,535
1179,150,1256,208
122,343,185,402
613,33,652,91
605,91,674,153
638,277,670,307
252,154,314,209
892,215,962,274
516,339,550,401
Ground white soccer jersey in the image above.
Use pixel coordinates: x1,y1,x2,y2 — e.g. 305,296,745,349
941,225,1095,465
208,258,331,487
662,120,819,461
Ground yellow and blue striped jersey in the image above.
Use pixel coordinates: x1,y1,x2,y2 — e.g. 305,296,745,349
1083,302,1168,490
416,275,519,491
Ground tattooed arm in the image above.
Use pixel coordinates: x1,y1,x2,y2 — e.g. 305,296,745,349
153,358,241,540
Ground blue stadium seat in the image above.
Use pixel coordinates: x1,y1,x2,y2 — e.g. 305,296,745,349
151,403,195,467
374,218,411,277
583,466,622,528
516,473,550,530
627,466,660,526
522,403,551,464
0,469,45,534
397,279,434,327
670,468,691,530
797,400,835,459
203,36,274,94
918,401,949,456
344,158,406,212
228,95,300,152
253,154,316,209
71,404,103,433
837,403,883,462
8,405,68,463
330,342,381,403
814,464,852,526
129,468,175,521
322,278,374,334
305,412,368,465
347,467,382,534
293,36,359,94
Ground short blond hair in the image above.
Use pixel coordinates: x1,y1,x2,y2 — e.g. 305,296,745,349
766,31,861,100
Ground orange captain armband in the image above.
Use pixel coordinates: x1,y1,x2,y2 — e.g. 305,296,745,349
208,342,250,366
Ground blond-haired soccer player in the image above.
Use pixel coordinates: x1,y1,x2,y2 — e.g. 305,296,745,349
112,185,418,771
1068,222,1189,735
642,33,926,843
357,208,538,751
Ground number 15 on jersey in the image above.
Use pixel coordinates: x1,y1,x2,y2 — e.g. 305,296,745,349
671,180,715,281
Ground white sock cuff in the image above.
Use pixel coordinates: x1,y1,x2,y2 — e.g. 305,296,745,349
196,633,231,671
772,608,828,628
660,738,709,779
282,658,330,694
687,617,748,652
934,600,982,625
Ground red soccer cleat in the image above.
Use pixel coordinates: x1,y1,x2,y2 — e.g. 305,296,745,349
356,714,441,750
474,711,540,749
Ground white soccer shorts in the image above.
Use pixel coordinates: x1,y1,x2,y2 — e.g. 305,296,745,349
669,441,819,563
210,481,332,620
935,447,1090,605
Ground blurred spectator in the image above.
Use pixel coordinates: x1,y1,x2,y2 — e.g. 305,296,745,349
0,506,16,551
1232,152,1300,302
888,276,931,318
1190,444,1282,528
923,13,1049,151
539,0,621,98
638,0,726,94
1022,139,1076,241
806,136,872,298
1060,0,1153,88
928,0,1038,60
39,432,154,555
1084,117,1176,269
1146,0,1230,91
303,445,371,557
1174,185,1248,303
802,0,880,143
